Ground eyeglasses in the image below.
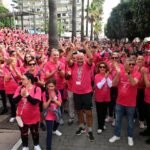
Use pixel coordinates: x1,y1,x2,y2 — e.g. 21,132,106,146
99,66,106,69
26,56,31,58
28,63,36,66
112,57,118,60
129,63,135,66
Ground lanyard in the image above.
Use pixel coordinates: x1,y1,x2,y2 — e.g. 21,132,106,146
77,66,83,81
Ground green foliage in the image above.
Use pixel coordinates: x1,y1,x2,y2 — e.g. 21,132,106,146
57,20,64,37
88,0,104,40
105,0,150,40
0,5,12,27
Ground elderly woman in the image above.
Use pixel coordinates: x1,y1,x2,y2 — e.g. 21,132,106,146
94,62,112,134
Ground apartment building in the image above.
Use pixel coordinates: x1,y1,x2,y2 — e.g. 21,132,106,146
12,0,84,36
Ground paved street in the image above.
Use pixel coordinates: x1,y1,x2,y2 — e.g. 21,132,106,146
0,102,149,150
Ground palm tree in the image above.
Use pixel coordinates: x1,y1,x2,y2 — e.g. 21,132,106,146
81,0,85,41
86,0,90,37
48,0,59,50
88,0,104,40
72,0,77,42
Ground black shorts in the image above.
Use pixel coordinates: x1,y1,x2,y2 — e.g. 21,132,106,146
73,92,93,110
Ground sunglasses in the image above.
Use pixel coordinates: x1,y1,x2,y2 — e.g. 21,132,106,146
112,57,118,60
99,66,106,69
28,63,36,66
129,63,135,66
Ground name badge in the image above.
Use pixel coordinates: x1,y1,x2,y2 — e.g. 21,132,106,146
76,81,81,85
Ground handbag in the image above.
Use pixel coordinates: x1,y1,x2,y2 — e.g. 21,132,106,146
16,97,27,128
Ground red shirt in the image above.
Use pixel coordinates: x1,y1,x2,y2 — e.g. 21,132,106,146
145,74,150,104
13,85,41,124
117,70,141,107
71,62,93,94
94,74,111,102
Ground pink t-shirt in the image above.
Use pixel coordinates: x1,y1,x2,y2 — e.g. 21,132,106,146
144,74,150,104
13,85,41,124
65,65,73,91
3,66,20,94
44,61,65,90
94,74,111,102
0,64,5,90
42,90,62,121
71,62,93,94
117,70,141,107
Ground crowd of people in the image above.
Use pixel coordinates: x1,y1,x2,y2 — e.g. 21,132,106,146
0,28,150,150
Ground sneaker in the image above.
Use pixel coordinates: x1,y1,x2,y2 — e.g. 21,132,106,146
109,136,120,143
34,145,41,150
139,129,150,136
105,116,113,123
145,138,150,145
68,118,74,126
97,129,103,134
103,125,107,130
22,147,29,150
128,137,134,146
53,130,62,136
9,117,15,123
0,108,8,115
111,120,115,127
40,122,46,131
139,121,146,129
59,118,64,125
75,127,86,135
87,132,94,142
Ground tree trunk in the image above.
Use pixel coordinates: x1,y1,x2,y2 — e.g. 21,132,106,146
44,0,47,34
86,0,89,37
48,0,59,50
81,0,84,41
90,21,93,40
72,0,76,42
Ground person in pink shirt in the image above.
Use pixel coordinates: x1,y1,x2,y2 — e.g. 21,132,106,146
135,55,146,129
65,50,78,125
140,67,150,144
45,49,65,125
105,52,123,126
109,58,141,146
67,42,94,142
42,78,62,150
0,53,8,114
94,62,112,134
25,59,46,131
4,57,22,122
13,72,42,150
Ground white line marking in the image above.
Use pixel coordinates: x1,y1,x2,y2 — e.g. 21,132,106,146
11,139,22,150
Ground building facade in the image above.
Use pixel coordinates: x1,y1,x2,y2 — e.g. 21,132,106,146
12,0,86,36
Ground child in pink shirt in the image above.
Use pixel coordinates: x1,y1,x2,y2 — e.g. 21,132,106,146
42,78,62,150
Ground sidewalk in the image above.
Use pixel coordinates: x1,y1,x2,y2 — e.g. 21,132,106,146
0,104,149,150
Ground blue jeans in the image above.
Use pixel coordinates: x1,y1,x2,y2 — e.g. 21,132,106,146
114,104,135,137
46,120,53,150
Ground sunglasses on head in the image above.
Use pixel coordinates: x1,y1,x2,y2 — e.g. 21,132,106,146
28,63,36,66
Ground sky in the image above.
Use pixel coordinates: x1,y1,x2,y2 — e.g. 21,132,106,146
102,0,120,24
101,0,120,35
